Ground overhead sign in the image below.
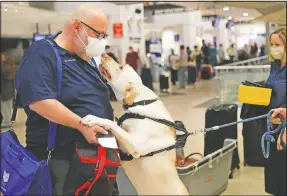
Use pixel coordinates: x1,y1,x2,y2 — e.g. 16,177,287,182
154,8,194,15
113,23,123,38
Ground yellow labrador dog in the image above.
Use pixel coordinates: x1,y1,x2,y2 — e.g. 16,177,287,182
81,54,189,195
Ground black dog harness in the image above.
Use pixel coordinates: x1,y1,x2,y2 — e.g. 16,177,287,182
118,99,194,159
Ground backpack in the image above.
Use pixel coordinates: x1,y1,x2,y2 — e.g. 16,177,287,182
63,143,120,195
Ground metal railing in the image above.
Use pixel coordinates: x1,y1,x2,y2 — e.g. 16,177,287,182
215,64,271,104
223,55,268,67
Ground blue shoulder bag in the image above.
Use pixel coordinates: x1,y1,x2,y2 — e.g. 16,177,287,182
0,39,62,195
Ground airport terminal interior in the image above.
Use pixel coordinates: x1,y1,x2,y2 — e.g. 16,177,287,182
1,1,286,196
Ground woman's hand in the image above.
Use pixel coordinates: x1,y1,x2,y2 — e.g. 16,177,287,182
270,108,286,124
277,128,286,151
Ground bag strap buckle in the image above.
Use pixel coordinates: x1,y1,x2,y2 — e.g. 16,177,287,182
46,148,54,164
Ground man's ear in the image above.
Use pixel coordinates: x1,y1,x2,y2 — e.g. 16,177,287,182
123,82,137,105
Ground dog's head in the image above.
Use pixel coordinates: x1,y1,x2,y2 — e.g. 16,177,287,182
99,54,142,104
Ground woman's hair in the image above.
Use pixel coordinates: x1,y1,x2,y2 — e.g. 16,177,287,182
269,26,286,64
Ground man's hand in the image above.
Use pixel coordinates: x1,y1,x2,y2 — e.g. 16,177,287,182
270,108,286,124
277,129,286,151
81,114,116,130
79,124,108,145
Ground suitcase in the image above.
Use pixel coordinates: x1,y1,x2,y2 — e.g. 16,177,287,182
159,75,169,91
204,104,240,178
187,66,196,84
201,65,214,80
240,103,268,167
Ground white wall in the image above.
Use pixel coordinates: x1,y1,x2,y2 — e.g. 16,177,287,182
162,26,182,60
153,10,202,60
233,22,266,49
1,3,70,38
119,3,145,63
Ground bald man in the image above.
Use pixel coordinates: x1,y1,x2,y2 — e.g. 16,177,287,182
15,5,115,194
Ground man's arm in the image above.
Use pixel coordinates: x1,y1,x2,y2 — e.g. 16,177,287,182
29,99,108,144
16,51,109,145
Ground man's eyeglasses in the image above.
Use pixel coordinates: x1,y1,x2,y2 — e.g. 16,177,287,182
80,21,108,39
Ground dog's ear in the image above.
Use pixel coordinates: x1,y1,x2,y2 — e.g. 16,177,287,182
123,82,137,105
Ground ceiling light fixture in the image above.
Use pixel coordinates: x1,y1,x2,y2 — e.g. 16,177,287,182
228,16,232,20
223,7,229,11
243,13,248,17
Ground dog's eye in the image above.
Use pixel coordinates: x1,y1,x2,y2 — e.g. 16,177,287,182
119,66,123,70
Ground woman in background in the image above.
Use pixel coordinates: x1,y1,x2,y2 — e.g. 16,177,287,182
178,45,188,89
264,26,286,196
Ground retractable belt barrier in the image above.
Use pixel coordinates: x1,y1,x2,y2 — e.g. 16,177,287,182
201,109,286,158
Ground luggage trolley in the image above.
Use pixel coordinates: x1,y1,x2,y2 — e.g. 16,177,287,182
116,138,237,195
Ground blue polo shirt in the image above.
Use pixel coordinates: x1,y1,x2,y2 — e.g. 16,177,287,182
15,33,114,160
267,60,286,109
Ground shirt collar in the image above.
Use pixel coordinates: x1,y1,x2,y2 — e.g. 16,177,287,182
48,31,71,56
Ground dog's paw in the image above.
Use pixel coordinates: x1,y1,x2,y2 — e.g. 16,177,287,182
81,115,109,128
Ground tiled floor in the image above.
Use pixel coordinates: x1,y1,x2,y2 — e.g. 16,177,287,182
1,79,269,195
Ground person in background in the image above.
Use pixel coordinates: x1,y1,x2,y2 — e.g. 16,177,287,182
186,46,192,61
245,44,251,60
187,50,196,85
140,53,154,91
226,43,236,63
1,53,17,128
178,45,188,89
260,44,266,56
194,45,202,82
264,26,286,196
168,49,179,88
105,45,118,63
250,42,258,58
218,44,225,65
244,44,249,54
209,43,218,67
201,40,209,64
126,46,141,73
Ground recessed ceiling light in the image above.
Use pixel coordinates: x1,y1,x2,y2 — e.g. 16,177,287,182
228,16,232,20
223,7,229,11
4,9,8,12
243,13,249,17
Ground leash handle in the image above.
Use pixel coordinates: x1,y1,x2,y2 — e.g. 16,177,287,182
261,110,286,158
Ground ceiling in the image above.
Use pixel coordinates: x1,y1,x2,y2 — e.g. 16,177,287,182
113,1,286,24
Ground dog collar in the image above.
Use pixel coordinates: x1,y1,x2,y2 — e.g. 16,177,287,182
123,99,158,110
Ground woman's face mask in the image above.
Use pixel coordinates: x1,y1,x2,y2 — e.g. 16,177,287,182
77,25,106,58
270,46,285,60
269,33,286,61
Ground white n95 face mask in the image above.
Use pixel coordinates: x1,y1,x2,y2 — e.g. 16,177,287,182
77,25,106,58
270,46,285,60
